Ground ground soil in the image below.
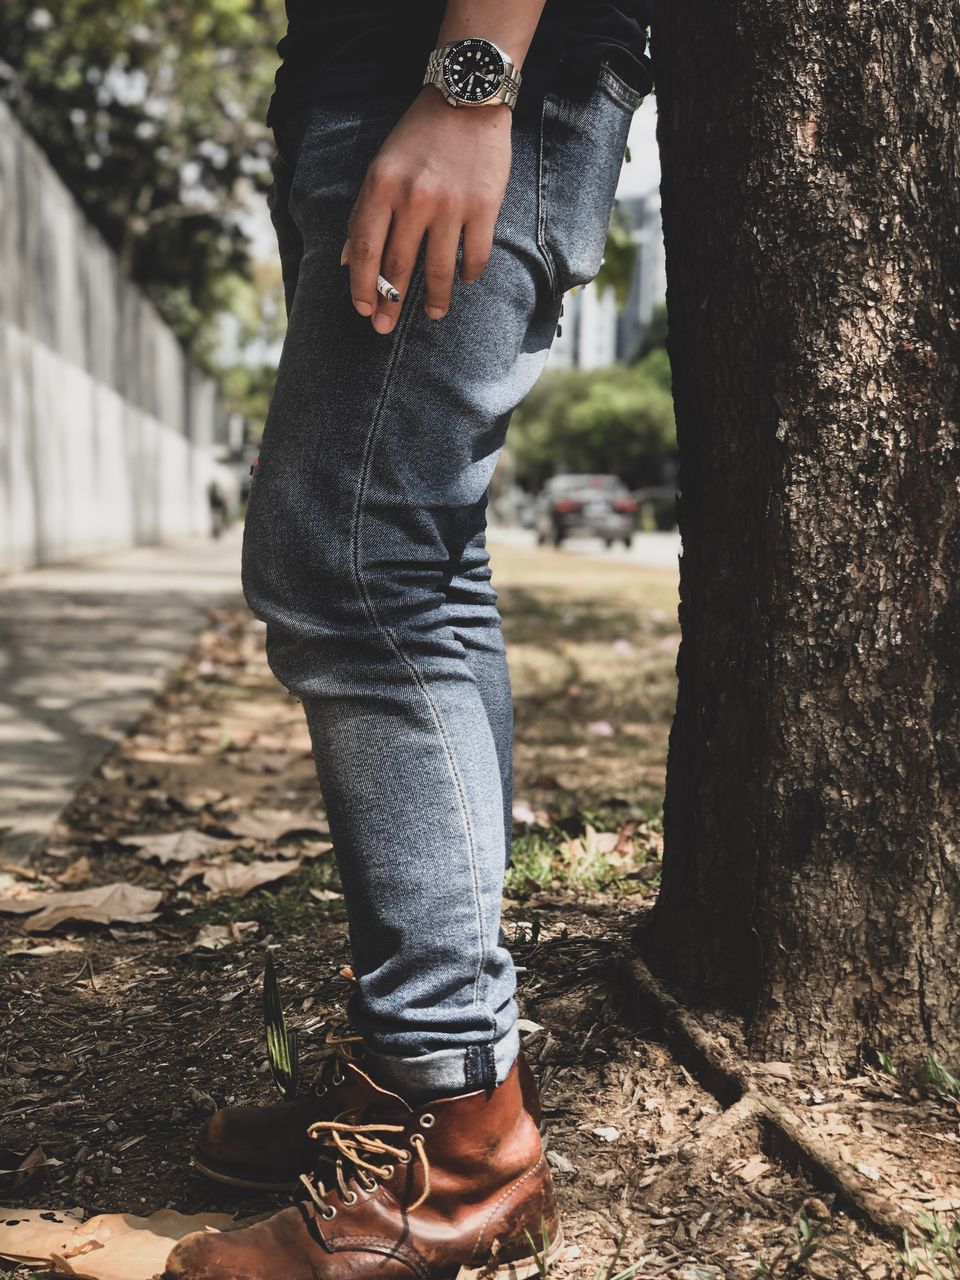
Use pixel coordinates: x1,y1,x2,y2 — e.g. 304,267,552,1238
1,543,957,1278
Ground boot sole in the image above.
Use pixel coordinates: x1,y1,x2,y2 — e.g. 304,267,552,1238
457,1228,565,1279
191,1155,299,1194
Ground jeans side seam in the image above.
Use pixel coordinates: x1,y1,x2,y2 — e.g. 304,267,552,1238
535,93,561,299
348,277,495,1052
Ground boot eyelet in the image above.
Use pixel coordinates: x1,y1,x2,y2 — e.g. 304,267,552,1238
420,1113,436,1128
341,1191,357,1207
398,1150,412,1164
380,1163,395,1179
320,1204,337,1220
331,1070,344,1086
358,1172,378,1192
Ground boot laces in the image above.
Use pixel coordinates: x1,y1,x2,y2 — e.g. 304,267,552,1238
300,1117,431,1216
317,1023,363,1090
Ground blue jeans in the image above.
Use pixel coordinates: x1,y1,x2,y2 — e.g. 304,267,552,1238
243,66,641,1099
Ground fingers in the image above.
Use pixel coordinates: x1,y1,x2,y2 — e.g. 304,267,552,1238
344,191,392,318
344,180,497,333
369,212,428,335
423,221,462,320
461,217,495,285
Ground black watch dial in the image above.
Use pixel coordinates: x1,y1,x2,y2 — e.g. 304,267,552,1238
441,38,506,103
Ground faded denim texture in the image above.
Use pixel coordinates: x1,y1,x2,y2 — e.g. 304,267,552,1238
243,65,640,1099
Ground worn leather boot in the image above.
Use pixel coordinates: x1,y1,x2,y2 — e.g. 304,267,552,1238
166,1056,561,1279
193,1037,366,1192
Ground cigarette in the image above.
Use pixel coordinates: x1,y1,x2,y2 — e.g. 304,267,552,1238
377,274,401,303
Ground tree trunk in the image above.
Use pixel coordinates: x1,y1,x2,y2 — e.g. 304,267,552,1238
644,0,960,1074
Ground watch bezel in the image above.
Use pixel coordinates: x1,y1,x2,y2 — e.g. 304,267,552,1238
440,38,507,104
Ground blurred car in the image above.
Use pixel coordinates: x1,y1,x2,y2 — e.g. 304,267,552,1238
534,474,638,548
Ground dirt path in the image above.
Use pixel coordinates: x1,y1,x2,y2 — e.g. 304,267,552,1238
1,544,955,1278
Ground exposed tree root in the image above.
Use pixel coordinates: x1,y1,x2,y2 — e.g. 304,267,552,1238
614,953,913,1243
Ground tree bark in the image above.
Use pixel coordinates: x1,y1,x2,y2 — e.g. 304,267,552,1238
644,0,960,1073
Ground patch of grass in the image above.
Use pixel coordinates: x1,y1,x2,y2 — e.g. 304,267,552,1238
505,814,662,897
874,1049,899,1077
752,1213,870,1278
901,1212,960,1279
524,1224,646,1280
175,855,344,935
918,1057,960,1100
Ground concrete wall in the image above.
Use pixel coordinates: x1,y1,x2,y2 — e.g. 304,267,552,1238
0,102,223,573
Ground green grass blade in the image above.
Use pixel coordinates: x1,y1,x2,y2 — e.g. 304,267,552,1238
263,954,299,1101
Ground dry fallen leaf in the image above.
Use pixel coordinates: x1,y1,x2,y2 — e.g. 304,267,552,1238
309,888,343,903
173,860,210,887
0,1208,235,1280
0,863,42,881
125,831,232,865
511,800,552,828
6,941,84,958
0,1146,59,1191
192,921,259,951
0,1208,85,1263
224,808,329,842
56,857,93,888
203,858,302,898
736,1155,772,1183
286,839,333,861
0,884,163,932
546,1149,575,1174
180,787,227,814
0,876,41,907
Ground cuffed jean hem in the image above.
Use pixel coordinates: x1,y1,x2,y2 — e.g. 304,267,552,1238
362,1025,521,1102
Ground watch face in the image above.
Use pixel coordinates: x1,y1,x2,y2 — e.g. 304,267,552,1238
441,39,506,103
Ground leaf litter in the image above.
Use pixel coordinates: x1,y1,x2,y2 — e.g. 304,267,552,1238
0,570,956,1280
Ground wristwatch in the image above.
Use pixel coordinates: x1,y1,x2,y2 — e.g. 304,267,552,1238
423,37,522,109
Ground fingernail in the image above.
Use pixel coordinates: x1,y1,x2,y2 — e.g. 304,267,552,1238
425,306,446,321
354,300,373,317
340,241,349,266
373,312,394,335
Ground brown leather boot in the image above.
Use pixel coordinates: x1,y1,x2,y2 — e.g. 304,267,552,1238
193,1039,367,1192
166,1056,561,1279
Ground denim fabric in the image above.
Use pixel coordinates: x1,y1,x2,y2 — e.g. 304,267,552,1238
243,66,640,1099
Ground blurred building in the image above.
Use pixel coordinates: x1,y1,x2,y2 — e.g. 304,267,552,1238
616,189,668,363
547,185,665,371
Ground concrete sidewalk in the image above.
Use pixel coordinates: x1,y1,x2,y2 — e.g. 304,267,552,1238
0,527,243,862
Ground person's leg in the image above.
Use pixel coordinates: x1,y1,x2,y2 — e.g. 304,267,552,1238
243,67,638,1103
243,91,556,1100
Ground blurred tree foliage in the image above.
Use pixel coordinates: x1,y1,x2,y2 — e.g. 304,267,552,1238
217,258,286,430
510,351,676,490
0,0,283,365
594,205,637,309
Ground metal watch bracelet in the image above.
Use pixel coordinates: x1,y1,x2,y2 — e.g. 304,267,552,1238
424,42,522,110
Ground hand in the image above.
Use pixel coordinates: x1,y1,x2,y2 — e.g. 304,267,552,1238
342,87,512,334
